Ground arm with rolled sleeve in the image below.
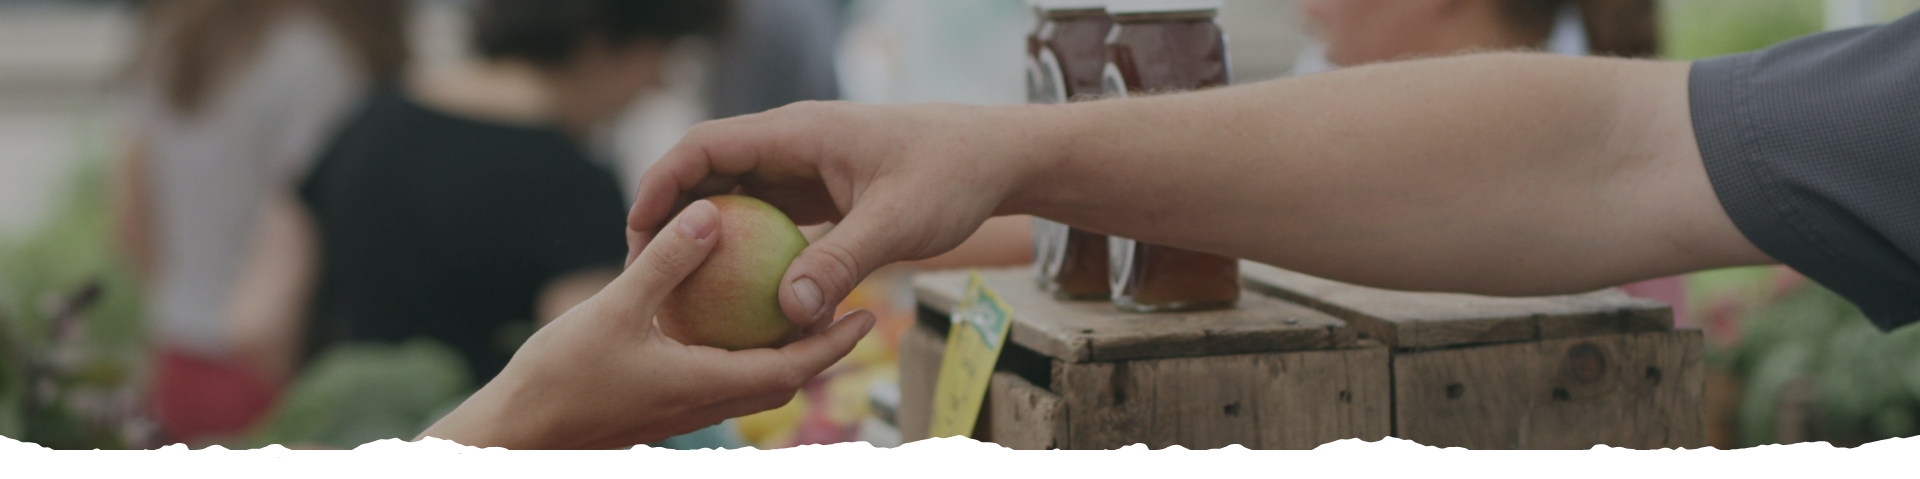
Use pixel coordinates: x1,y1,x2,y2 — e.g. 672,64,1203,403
1691,12,1920,331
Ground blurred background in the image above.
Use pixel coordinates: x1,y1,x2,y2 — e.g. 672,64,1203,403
0,0,1917,450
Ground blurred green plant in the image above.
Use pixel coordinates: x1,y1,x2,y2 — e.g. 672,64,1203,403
244,339,473,449
1661,0,1827,60
0,114,152,448
1722,281,1920,447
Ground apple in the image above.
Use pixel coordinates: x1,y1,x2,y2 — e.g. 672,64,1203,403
659,195,807,350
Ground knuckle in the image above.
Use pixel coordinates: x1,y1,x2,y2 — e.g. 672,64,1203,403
772,370,809,392
806,241,866,291
641,243,696,279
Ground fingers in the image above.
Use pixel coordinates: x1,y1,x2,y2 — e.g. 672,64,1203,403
605,200,721,321
697,310,876,398
775,309,877,376
627,112,801,261
617,310,873,449
778,206,916,326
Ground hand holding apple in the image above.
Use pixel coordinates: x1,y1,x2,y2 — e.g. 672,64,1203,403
417,199,875,449
659,195,806,350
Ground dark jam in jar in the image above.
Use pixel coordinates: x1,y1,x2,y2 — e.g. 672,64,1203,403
1101,4,1239,313
1027,5,1114,300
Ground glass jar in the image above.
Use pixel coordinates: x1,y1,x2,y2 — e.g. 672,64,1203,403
1027,3,1115,300
1101,2,1239,312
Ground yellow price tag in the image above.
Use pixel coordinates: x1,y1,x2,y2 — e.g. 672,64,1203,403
927,271,1015,439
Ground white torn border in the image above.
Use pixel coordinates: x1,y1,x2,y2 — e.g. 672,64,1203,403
2,434,1913,477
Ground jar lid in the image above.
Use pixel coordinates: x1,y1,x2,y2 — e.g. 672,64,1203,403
1106,0,1222,15
1028,0,1109,11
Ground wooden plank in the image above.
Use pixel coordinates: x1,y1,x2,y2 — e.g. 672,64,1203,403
1053,344,1391,449
1392,330,1706,449
988,372,1068,450
896,324,945,443
1240,261,1672,349
915,268,1353,363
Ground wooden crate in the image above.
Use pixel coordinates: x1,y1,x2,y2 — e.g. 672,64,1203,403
899,268,1392,449
1241,261,1705,449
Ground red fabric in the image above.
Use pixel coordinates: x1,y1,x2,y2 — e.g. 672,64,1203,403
1620,275,1690,328
149,348,278,443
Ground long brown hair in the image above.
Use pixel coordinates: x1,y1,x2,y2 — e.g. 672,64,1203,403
1496,0,1659,58
132,0,411,114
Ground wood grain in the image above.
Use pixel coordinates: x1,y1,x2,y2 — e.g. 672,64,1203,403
916,268,1354,363
1391,330,1706,449
1053,344,1391,449
988,372,1069,449
897,324,945,442
1240,261,1672,349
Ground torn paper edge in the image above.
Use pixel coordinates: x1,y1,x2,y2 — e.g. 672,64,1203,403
0,436,1912,477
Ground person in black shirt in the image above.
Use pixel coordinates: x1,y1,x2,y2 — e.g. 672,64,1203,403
298,0,727,383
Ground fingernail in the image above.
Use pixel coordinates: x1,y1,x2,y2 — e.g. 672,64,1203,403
792,277,824,323
677,200,718,240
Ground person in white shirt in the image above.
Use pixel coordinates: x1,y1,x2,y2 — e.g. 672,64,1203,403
110,0,408,442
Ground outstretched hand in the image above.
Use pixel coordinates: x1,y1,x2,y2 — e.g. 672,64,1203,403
420,199,875,449
624,101,1055,330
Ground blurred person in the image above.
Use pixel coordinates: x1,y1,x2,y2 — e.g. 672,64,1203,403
401,5,1912,450
706,0,844,120
293,0,727,386
109,0,408,443
1291,0,1688,320
619,9,1920,338
1294,0,1657,74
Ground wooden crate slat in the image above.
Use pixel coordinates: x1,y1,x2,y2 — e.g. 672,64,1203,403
916,268,1354,363
1240,261,1672,349
1391,330,1706,449
896,324,945,442
988,372,1068,450
1053,345,1391,449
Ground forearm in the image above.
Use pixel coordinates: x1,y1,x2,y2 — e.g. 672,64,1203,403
1013,53,1766,295
225,191,318,386
908,215,1034,270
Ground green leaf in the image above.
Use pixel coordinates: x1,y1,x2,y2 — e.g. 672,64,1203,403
247,339,474,449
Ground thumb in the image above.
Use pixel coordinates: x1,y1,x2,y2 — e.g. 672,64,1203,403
777,208,908,327
603,199,720,320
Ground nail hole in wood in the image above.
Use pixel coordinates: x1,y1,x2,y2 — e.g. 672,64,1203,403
1339,390,1352,403
1445,383,1464,399
1223,402,1241,417
1552,387,1571,401
1646,366,1662,385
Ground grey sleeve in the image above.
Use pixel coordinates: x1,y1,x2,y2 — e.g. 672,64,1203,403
1690,12,1920,331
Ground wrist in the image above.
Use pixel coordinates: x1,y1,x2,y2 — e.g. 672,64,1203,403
993,102,1086,218
417,371,553,449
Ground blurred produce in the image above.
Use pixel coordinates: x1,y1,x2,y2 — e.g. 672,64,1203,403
729,265,917,448
0,127,155,449
1717,277,1920,447
244,339,472,450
